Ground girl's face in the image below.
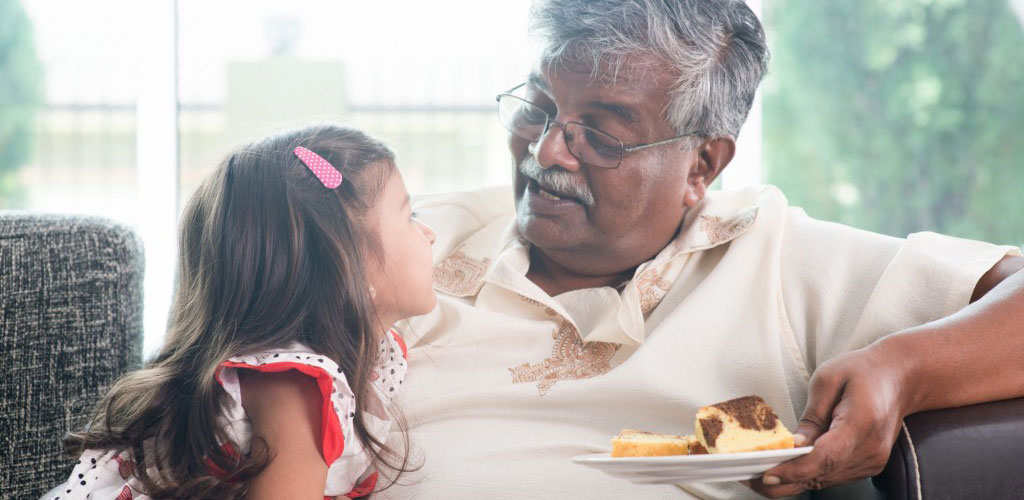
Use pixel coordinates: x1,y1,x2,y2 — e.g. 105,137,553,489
367,166,437,327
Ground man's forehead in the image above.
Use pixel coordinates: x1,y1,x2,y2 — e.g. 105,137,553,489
534,51,670,87
528,58,671,124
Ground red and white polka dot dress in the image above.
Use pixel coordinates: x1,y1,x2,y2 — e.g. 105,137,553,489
44,330,408,500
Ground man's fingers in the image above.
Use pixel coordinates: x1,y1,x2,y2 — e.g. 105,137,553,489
761,424,854,490
752,369,851,497
750,350,908,498
747,395,866,498
748,476,808,499
797,368,847,445
793,424,819,447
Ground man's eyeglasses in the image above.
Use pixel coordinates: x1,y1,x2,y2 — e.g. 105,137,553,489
495,83,703,169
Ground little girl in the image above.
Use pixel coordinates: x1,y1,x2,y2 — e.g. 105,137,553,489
46,124,436,499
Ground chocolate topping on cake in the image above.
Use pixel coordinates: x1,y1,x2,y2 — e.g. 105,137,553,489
699,417,723,446
712,395,778,430
688,440,709,455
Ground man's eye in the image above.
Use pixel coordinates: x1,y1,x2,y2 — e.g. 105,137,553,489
584,128,623,155
520,106,548,124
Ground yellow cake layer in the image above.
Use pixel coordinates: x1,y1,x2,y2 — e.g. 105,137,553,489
695,396,795,454
611,429,691,457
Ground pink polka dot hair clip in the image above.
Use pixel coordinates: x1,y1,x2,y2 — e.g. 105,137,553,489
294,146,343,189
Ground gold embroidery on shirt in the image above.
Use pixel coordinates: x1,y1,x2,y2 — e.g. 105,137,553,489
433,250,490,296
699,208,757,245
518,295,558,317
636,268,672,316
509,321,620,396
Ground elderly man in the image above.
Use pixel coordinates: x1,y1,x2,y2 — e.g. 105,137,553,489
384,0,1024,498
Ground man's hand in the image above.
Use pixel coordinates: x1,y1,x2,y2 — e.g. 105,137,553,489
748,255,1024,498
748,344,908,498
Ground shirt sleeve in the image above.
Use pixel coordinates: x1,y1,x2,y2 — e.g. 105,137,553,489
779,207,1021,372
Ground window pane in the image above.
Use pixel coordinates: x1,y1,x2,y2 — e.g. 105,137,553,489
763,0,1024,246
178,0,534,209
6,0,140,219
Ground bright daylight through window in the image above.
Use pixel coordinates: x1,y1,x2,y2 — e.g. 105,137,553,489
7,0,1024,352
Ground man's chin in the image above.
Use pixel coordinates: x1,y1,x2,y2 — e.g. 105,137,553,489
516,212,584,252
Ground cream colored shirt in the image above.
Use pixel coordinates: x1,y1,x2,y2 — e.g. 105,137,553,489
382,185,1019,499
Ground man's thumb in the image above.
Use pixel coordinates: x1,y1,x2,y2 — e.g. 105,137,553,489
795,374,843,446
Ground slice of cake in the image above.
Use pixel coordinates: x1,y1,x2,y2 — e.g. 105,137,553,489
694,395,795,454
686,435,709,455
611,429,691,457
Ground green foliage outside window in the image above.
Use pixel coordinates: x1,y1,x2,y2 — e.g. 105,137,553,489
0,0,42,208
764,0,1024,245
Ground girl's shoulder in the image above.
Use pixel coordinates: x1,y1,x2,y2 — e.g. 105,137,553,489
214,342,359,462
217,342,356,393
212,332,407,464
214,332,407,404
216,332,406,383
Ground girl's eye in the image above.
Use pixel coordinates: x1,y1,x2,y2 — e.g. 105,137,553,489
410,211,420,222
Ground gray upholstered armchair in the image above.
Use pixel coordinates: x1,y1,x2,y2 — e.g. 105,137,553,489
0,213,144,499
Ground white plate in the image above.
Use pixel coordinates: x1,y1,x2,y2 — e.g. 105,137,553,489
572,447,813,484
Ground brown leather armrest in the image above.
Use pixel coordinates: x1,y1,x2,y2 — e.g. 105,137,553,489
872,397,1024,499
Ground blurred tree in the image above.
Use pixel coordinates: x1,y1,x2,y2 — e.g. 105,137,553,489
763,0,1024,245
0,0,42,207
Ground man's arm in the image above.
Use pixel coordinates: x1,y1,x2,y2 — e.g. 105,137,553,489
899,254,1024,411
752,254,1024,498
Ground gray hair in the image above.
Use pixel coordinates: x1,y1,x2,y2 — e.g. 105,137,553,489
530,0,769,142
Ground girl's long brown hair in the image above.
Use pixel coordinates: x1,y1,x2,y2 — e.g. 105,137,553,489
64,124,415,498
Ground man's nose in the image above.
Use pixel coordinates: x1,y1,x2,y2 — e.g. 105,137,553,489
529,121,582,172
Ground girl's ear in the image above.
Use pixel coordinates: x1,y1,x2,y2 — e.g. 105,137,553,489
683,137,736,208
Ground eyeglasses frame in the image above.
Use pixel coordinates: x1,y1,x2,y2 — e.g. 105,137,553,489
495,83,704,169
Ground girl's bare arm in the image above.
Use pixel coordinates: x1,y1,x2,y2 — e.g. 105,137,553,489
240,370,329,500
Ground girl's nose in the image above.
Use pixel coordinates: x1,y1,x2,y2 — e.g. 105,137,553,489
418,221,436,245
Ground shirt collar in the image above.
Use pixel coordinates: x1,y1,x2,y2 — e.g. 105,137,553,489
431,189,761,344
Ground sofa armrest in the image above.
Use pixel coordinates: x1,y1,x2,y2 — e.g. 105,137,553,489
0,213,144,498
872,397,1024,499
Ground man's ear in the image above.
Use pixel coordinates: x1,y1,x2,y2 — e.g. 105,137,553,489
683,136,736,207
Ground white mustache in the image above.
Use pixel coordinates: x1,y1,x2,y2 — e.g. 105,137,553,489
518,155,595,207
